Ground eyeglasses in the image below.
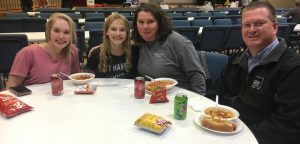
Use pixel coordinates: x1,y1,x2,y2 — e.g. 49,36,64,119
242,20,274,30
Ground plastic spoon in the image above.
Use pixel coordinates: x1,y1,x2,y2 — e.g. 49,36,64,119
60,72,70,79
215,95,219,107
145,75,154,81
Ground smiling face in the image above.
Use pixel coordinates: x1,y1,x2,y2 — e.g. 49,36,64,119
241,7,278,55
106,20,127,47
48,18,71,51
136,11,158,42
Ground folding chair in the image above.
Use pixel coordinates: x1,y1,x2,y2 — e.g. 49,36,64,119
196,25,228,52
0,34,28,86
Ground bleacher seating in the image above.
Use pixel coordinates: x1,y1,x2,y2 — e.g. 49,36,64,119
213,19,233,25
88,29,104,52
21,18,47,32
191,19,213,27
172,20,191,27
0,7,298,61
85,22,105,31
0,18,22,33
5,12,29,18
85,12,105,18
174,26,199,45
196,25,228,52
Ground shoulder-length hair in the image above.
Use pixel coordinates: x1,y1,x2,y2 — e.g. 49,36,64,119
98,13,132,73
131,3,173,44
45,12,77,63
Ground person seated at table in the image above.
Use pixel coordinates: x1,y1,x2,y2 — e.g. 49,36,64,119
131,3,206,95
86,13,138,79
217,1,300,144
284,0,300,23
7,13,80,87
37,0,48,8
20,0,33,13
200,1,214,13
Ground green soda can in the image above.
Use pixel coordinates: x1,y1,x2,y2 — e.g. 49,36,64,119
174,93,188,120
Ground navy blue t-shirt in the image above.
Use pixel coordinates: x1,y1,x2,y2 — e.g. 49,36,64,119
87,47,130,78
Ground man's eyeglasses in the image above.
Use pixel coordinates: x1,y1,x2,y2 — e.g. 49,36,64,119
242,20,275,30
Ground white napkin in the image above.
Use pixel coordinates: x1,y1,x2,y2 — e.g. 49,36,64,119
188,96,215,112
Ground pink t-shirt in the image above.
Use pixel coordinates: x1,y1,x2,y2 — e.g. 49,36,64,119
10,44,80,85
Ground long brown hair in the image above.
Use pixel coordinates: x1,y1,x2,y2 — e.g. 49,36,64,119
98,13,132,73
45,12,77,63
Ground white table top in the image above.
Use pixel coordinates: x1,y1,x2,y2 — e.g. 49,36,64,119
0,78,258,144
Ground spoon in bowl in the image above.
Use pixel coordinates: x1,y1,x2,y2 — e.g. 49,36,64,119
145,75,154,81
215,95,219,107
59,72,70,79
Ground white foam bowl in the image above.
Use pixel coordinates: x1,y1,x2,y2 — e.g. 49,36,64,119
202,105,240,121
69,73,95,85
146,78,178,91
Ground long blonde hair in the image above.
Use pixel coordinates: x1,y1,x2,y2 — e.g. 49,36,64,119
98,13,132,72
45,12,77,63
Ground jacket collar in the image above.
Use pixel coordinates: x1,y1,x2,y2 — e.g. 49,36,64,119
233,38,287,70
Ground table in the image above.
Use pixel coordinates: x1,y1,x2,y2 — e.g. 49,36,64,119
0,78,258,144
0,31,90,43
294,24,300,32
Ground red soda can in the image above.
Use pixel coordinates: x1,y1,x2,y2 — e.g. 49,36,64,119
134,77,145,99
51,74,63,96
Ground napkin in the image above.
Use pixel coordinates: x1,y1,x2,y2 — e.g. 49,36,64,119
188,96,215,112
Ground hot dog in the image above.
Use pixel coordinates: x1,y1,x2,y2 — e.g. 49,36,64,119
201,116,236,132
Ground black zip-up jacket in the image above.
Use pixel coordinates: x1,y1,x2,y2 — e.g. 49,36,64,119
217,38,300,144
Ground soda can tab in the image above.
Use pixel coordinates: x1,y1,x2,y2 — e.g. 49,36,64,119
51,74,63,96
174,93,188,120
134,77,145,99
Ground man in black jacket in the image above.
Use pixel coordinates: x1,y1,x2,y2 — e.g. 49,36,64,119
217,1,300,144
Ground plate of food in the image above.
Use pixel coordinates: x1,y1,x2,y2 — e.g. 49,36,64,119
145,78,178,93
203,105,239,121
69,73,95,85
194,113,243,134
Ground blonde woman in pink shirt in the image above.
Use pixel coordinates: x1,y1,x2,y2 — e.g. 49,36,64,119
7,13,80,87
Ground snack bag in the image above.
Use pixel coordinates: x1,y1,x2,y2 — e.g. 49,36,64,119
74,84,97,94
0,94,33,118
134,113,171,134
149,86,169,103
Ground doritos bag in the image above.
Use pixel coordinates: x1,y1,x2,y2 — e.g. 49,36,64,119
149,86,169,103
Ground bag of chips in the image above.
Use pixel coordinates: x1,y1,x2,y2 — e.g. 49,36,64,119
150,86,169,103
0,94,33,118
134,113,171,134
